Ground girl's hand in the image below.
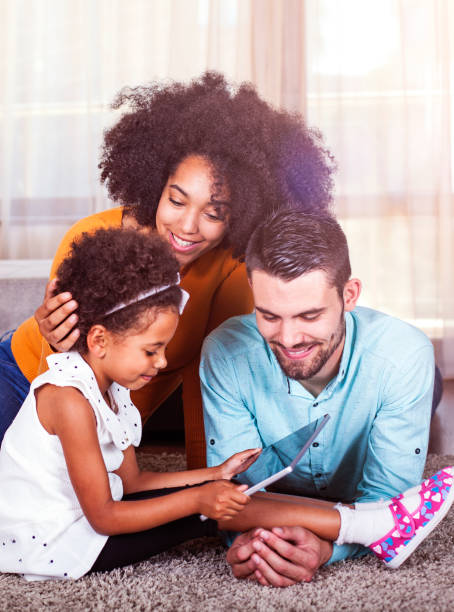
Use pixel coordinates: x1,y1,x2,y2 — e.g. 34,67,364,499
197,481,250,521
217,448,262,481
34,278,80,352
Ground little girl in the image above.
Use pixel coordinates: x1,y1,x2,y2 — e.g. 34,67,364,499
0,228,452,581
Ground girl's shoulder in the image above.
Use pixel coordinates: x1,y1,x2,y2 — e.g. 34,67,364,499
43,352,142,450
35,383,94,436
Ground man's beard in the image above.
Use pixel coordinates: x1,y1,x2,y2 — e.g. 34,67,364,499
271,313,345,381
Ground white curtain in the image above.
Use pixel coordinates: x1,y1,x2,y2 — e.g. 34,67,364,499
0,0,303,259
1,0,453,374
305,0,454,376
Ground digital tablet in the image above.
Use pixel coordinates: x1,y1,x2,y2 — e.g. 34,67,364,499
200,414,330,520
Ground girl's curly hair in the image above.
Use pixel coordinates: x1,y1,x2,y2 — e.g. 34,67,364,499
53,228,181,352
99,71,336,260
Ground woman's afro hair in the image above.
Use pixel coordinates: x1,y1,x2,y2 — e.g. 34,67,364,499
99,71,336,260
53,228,181,352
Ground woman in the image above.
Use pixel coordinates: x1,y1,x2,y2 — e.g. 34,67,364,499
0,72,334,467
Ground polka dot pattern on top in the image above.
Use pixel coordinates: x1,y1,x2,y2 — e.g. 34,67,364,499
0,351,142,581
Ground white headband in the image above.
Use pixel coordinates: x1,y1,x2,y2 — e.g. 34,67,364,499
104,273,190,316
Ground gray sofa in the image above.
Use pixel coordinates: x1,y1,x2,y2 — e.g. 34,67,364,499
0,260,51,334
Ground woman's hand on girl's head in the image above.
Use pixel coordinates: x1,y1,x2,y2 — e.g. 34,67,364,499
35,278,80,352
217,448,262,481
196,481,250,521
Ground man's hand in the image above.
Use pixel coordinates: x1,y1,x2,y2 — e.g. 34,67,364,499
226,526,333,587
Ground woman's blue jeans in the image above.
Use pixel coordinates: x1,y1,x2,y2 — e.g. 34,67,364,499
0,332,30,441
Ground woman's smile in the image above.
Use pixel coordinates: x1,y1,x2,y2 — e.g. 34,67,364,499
168,231,204,252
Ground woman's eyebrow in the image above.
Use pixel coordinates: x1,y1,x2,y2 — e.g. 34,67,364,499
170,183,229,208
169,184,188,197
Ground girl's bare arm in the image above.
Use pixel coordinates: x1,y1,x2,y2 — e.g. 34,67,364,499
37,385,341,540
115,438,341,541
116,446,261,494
36,385,249,535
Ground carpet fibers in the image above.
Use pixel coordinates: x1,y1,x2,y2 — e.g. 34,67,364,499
1,452,453,611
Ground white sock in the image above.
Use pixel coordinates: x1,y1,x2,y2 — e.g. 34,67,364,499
335,492,421,547
354,499,389,510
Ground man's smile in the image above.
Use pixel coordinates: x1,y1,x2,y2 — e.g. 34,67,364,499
273,342,320,361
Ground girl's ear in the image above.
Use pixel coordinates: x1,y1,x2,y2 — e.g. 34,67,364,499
86,325,108,358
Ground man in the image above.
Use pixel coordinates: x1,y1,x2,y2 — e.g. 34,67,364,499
200,210,434,586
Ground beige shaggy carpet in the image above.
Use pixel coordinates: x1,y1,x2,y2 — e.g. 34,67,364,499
1,452,453,612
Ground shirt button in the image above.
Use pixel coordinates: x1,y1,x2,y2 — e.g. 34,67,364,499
209,439,215,445
415,448,420,454
312,442,319,448
313,402,319,407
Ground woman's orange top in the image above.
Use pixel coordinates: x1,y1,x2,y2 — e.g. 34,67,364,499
11,207,254,467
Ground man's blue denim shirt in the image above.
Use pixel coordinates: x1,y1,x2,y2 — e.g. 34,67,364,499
201,306,434,564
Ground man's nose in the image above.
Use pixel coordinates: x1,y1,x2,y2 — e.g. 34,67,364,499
278,320,304,348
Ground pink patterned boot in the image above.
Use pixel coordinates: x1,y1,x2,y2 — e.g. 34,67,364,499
369,466,454,569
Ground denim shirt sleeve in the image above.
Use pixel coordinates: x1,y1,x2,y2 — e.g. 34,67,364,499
355,343,434,501
201,335,263,467
327,543,369,564
327,343,434,565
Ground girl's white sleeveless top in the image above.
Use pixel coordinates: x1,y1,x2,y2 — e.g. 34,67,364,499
0,351,142,581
